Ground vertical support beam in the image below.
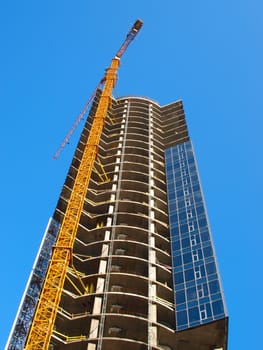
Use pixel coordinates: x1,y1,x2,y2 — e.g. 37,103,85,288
97,99,129,350
148,103,156,349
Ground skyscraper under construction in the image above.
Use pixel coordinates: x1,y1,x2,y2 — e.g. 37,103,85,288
6,20,228,350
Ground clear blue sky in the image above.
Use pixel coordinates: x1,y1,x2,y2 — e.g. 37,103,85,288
0,1,262,349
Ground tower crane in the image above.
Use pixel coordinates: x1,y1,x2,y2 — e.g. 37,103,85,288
24,19,143,350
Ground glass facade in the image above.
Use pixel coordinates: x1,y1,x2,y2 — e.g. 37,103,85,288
165,141,227,331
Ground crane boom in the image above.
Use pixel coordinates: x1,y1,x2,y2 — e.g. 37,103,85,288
116,19,143,58
52,19,143,160
24,19,143,350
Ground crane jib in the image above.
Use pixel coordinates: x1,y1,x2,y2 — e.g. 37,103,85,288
115,19,143,58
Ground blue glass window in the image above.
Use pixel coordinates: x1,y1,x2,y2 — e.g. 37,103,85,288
187,287,197,301
209,280,220,294
206,262,216,275
173,255,182,266
172,240,181,250
182,237,190,248
177,310,188,327
201,230,210,242
188,307,200,323
174,272,184,284
176,290,186,304
185,268,195,282
203,245,213,258
212,300,224,316
183,252,192,264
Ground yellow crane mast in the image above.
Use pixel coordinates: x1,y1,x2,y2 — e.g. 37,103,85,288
24,19,143,350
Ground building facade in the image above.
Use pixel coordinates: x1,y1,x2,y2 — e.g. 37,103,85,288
6,96,228,350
